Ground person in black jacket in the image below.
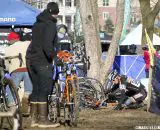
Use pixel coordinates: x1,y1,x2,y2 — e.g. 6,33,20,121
26,2,60,128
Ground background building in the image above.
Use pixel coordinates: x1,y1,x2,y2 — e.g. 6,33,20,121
98,0,117,31
23,0,76,31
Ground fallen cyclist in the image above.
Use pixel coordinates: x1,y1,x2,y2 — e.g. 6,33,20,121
104,70,147,110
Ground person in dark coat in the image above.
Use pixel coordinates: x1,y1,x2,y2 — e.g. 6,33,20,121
26,2,60,128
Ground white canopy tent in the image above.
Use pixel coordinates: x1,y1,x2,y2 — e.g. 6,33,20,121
120,24,160,45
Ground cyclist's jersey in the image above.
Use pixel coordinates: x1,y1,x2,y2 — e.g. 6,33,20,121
120,75,145,93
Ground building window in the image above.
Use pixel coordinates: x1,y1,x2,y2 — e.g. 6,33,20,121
58,0,63,7
131,16,136,23
103,12,109,20
37,1,44,9
103,0,109,6
57,15,63,24
65,16,71,30
74,0,76,6
65,0,71,7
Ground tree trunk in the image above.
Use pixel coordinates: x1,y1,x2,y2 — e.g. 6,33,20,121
139,0,160,111
79,0,124,84
79,0,102,80
99,0,125,85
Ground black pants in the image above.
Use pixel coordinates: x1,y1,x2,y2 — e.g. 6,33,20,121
145,69,149,78
26,60,53,102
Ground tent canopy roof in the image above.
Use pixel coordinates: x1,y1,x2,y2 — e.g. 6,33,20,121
120,24,160,46
0,0,40,26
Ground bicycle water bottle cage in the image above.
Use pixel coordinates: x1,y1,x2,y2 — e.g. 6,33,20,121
57,50,73,63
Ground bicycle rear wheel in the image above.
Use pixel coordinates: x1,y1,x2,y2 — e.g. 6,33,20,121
48,83,60,123
3,78,22,129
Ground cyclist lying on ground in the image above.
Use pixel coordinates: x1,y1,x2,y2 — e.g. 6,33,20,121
105,70,147,110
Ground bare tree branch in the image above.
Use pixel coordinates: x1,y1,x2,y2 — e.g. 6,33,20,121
150,0,157,7
100,0,125,84
150,0,160,18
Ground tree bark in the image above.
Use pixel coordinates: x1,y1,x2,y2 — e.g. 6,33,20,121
79,0,102,80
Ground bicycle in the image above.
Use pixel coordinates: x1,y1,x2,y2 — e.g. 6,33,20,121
48,50,79,126
56,50,105,110
0,57,22,130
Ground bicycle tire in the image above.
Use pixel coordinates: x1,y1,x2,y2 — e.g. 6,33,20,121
79,80,98,108
67,79,79,127
0,101,5,129
48,83,60,123
79,77,105,99
55,83,61,121
3,78,22,129
71,78,79,126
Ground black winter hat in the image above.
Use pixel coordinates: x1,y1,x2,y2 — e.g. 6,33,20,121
47,2,59,15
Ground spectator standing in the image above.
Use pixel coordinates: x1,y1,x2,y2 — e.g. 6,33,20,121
5,37,33,115
26,2,60,128
7,29,32,114
142,45,150,78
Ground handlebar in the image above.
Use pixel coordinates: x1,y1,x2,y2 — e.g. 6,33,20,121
57,50,90,71
57,50,73,63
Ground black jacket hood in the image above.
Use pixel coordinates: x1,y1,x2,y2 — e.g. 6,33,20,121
36,10,57,23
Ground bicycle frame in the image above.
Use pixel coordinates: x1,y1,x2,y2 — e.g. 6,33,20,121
54,59,79,95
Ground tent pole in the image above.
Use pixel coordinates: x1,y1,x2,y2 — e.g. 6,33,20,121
117,45,120,55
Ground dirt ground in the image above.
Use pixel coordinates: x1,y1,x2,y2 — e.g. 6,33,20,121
19,108,160,130
2,108,160,130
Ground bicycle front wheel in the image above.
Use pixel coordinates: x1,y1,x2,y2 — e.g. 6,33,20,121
3,78,22,129
68,78,79,127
